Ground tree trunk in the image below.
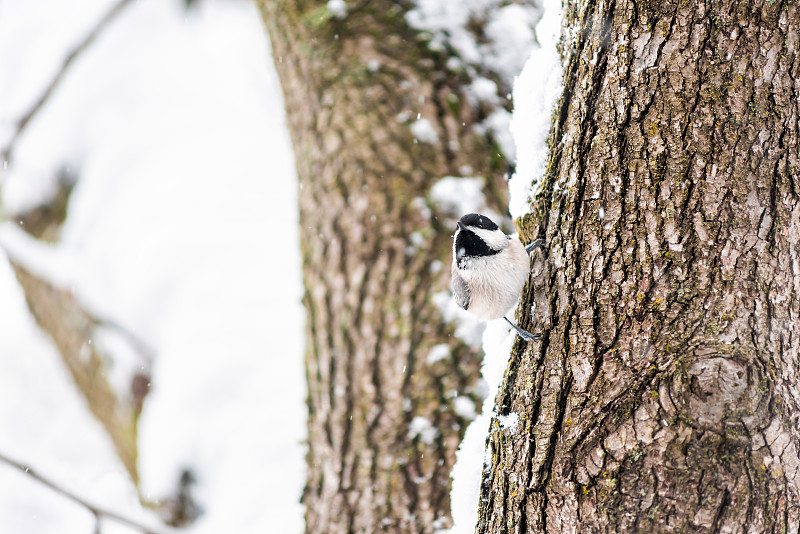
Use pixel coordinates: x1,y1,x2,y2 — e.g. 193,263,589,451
479,0,800,532
256,1,522,532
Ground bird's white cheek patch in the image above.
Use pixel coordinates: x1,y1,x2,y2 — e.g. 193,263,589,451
470,227,510,251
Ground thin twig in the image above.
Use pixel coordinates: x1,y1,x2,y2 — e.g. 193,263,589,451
0,235,156,365
1,0,136,164
93,315,158,365
0,451,169,534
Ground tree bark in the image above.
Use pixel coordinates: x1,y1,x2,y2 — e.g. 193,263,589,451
256,1,521,532
480,0,800,532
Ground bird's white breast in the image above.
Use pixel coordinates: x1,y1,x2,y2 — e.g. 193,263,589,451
455,238,530,320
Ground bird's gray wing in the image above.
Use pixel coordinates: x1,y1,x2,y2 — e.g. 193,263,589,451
451,271,470,310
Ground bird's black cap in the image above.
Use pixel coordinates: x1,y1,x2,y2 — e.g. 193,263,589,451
458,213,499,231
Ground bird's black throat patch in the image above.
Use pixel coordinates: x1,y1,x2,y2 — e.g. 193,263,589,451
455,229,500,268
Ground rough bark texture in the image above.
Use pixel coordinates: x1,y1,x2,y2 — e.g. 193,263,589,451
480,0,800,532
256,1,518,532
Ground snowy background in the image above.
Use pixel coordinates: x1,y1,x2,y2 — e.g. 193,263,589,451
0,0,305,532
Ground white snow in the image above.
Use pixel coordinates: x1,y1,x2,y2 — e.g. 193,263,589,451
447,320,518,533
446,1,565,527
433,291,485,349
408,416,439,445
326,0,348,19
508,0,564,218
406,0,540,83
483,4,542,83
0,0,305,533
429,176,504,225
482,108,515,162
410,230,426,248
497,412,519,434
427,343,451,364
406,0,541,163
406,0,482,65
0,222,80,287
410,118,440,144
470,77,500,103
453,396,478,421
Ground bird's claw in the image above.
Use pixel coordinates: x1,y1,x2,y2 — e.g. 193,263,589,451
524,238,544,254
504,317,541,341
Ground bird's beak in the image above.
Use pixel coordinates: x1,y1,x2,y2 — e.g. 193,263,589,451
456,221,465,231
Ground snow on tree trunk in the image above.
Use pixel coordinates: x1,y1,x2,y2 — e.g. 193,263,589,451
479,0,800,532
256,1,530,531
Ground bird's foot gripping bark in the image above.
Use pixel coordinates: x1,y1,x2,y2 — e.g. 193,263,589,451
524,238,544,254
504,316,540,341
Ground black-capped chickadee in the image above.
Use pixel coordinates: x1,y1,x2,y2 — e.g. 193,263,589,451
451,213,542,341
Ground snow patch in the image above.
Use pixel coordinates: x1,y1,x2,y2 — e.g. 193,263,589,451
406,1,481,65
470,77,499,103
427,343,451,364
447,319,518,533
408,416,439,445
0,222,80,287
483,4,541,83
497,412,519,434
406,0,541,165
482,108,515,161
453,396,477,421
410,118,439,144
433,291,485,349
429,176,504,226
326,0,348,18
508,0,564,218
406,0,539,87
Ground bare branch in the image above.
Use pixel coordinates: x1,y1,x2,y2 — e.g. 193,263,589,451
93,314,157,365
0,451,170,534
1,0,136,164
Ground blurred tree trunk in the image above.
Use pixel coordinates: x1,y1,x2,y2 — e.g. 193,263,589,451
256,1,523,532
480,0,800,532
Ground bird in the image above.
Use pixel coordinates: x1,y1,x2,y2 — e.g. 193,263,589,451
450,213,542,341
